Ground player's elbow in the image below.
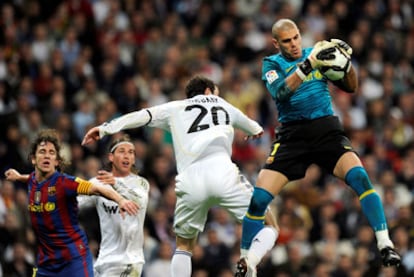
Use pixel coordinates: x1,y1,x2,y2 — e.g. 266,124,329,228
343,82,358,93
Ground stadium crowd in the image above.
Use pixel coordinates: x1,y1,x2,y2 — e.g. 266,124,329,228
0,0,413,276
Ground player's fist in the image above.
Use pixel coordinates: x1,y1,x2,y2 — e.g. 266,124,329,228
296,40,336,80
330,38,352,58
308,40,340,68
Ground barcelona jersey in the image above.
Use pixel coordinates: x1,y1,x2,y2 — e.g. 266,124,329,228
261,47,334,123
28,171,92,275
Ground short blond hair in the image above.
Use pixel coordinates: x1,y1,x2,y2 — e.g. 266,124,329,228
271,18,298,39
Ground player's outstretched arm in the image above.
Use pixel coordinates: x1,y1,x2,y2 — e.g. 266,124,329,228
5,169,29,183
82,110,154,147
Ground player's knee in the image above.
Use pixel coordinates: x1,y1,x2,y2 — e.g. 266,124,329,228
175,236,196,252
248,187,274,216
345,166,373,196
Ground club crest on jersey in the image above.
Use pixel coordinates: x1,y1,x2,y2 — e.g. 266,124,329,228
48,186,56,196
265,70,279,84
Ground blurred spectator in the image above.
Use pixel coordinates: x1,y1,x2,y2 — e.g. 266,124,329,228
43,90,66,128
191,243,208,274
73,76,109,112
146,207,174,244
313,221,354,264
143,241,173,277
0,212,23,259
340,192,369,239
203,228,232,277
58,26,81,68
72,99,95,141
30,23,54,64
273,241,310,277
204,207,238,248
402,239,414,275
2,241,33,277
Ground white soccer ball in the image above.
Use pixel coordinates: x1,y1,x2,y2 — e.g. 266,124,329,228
320,47,350,81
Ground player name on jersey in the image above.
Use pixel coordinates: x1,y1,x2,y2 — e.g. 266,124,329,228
188,96,219,103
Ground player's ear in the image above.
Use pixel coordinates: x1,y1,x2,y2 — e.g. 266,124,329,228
108,153,114,162
213,85,219,95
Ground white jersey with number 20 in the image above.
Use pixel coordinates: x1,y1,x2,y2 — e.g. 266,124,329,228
99,95,263,173
99,94,263,238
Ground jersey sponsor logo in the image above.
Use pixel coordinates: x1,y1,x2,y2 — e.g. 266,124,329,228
285,66,295,73
28,202,56,212
102,202,119,214
265,70,279,84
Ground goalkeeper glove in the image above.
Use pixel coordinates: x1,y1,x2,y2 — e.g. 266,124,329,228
296,40,337,80
330,38,353,58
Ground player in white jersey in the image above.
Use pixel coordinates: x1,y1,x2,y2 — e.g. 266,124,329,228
78,135,150,277
82,76,278,277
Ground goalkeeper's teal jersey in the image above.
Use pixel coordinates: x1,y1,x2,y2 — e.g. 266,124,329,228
261,47,333,123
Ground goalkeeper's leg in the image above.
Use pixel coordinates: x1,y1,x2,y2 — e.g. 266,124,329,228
240,170,286,271
337,153,401,267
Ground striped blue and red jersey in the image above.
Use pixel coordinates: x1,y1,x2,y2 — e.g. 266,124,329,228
27,171,90,267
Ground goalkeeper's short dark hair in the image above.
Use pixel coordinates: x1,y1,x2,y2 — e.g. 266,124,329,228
185,76,215,98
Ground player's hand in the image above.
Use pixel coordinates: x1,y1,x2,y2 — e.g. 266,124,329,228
245,131,264,140
97,170,115,185
82,127,101,146
330,38,352,58
297,40,336,79
308,40,338,69
5,169,21,181
118,198,139,218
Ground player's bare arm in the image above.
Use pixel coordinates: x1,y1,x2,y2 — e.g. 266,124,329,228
5,169,29,183
89,183,139,217
333,65,358,93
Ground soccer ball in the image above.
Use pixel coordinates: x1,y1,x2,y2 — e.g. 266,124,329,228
320,47,350,81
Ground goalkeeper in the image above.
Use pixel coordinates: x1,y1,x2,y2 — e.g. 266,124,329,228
236,18,401,277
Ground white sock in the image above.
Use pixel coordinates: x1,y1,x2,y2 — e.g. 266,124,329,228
247,226,278,267
171,249,192,277
375,229,394,250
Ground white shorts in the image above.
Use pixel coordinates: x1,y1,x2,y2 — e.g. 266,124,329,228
94,263,143,277
174,154,254,239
